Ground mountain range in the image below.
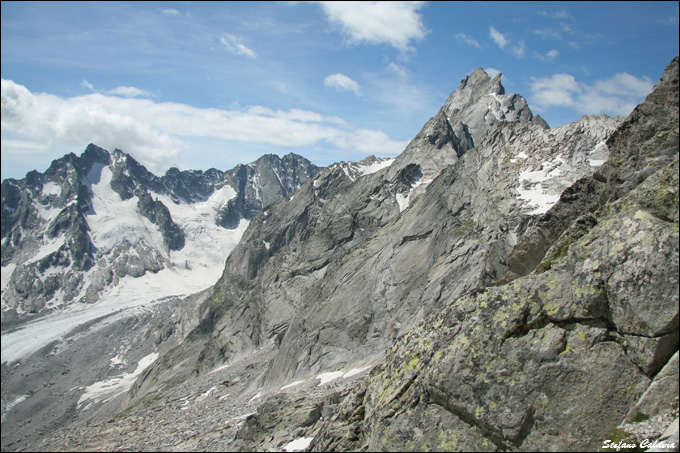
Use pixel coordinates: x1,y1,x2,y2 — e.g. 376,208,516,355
1,56,677,452
1,146,320,325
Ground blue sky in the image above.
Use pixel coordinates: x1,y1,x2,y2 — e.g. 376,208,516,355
1,1,678,180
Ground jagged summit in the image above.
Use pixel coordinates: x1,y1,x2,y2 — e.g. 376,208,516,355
455,66,505,98
1,145,319,322
387,66,545,186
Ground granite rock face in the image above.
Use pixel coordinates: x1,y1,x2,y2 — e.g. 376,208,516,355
125,68,622,414
310,56,679,452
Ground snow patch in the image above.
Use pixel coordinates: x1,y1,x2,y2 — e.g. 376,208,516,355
487,92,505,121
395,193,410,213
516,161,564,215
510,151,529,163
314,366,370,386
109,355,126,368
34,202,61,226
587,141,609,167
42,182,62,197
77,352,159,410
395,178,432,213
340,165,354,181
200,387,217,397
1,263,16,293
517,184,560,215
280,380,306,390
343,365,372,378
24,235,64,265
1,395,29,422
356,158,394,176
210,362,232,374
283,437,314,452
316,371,344,386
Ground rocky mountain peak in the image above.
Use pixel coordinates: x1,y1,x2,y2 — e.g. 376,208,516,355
458,66,503,95
388,67,544,186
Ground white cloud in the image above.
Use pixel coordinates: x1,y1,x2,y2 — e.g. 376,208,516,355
387,62,407,78
591,73,654,98
489,26,508,49
510,40,526,58
455,33,481,49
485,68,502,79
80,80,152,98
315,1,427,51
81,79,95,92
537,9,572,20
535,49,559,62
534,28,562,40
529,72,654,116
220,33,256,58
106,86,153,98
545,49,559,60
160,8,180,16
1,79,406,176
490,26,524,58
324,73,362,96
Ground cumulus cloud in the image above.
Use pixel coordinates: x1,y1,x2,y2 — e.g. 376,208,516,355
529,72,654,116
324,73,362,96
455,33,481,49
220,33,256,58
489,26,508,49
1,79,406,176
314,1,427,51
536,49,560,62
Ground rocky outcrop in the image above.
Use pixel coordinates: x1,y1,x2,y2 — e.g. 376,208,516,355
310,56,679,452
215,153,319,229
136,189,185,251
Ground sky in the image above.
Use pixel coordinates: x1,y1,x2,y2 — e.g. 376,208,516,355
1,1,678,181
